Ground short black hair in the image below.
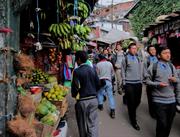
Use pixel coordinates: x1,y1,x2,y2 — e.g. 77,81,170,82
147,45,156,54
128,43,136,49
98,54,106,60
157,46,169,55
75,51,88,63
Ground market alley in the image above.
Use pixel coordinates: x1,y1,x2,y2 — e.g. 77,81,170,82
67,86,180,137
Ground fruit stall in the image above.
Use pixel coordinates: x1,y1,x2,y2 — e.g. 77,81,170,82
7,52,69,137
0,0,98,136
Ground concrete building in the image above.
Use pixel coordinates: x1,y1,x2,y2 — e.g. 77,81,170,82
86,1,135,35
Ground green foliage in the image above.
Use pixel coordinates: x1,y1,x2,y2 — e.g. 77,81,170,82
129,0,180,39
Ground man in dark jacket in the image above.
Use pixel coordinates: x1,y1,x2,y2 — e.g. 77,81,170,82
146,46,180,137
71,51,100,137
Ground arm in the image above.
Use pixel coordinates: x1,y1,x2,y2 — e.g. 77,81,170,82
71,70,80,98
146,64,161,87
121,58,126,86
94,70,100,91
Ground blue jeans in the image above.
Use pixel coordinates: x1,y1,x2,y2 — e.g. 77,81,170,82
98,80,115,109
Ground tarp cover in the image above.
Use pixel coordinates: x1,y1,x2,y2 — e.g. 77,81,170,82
97,29,138,44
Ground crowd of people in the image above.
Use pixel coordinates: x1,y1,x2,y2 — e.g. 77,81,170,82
71,41,180,137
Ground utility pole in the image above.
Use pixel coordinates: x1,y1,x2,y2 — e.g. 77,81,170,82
111,0,114,29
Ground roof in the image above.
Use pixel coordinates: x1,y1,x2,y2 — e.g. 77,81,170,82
143,11,180,33
124,0,140,18
96,29,138,44
94,1,135,17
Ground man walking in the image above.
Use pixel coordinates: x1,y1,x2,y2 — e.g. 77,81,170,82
146,46,180,137
121,43,143,130
71,51,100,137
145,45,158,118
96,54,116,118
112,42,124,94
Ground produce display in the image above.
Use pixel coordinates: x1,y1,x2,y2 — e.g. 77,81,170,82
36,98,59,126
44,84,69,101
30,69,49,84
49,48,56,62
17,86,26,96
36,98,57,116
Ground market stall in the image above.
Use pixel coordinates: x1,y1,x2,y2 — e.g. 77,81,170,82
143,11,180,69
1,0,97,136
7,53,69,137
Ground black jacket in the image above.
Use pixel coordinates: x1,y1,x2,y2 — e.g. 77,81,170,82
71,64,100,99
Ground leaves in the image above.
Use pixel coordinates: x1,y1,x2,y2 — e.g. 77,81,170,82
129,0,180,39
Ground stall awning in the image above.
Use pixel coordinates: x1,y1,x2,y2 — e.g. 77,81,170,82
96,29,138,44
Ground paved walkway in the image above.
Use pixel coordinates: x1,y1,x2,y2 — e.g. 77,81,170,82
66,86,180,137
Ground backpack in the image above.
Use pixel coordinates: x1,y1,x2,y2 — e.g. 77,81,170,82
152,62,174,81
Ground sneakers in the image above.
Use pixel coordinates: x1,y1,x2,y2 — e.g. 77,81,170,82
132,123,140,131
110,109,115,119
98,104,103,111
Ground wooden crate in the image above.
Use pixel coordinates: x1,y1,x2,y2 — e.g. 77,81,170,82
34,116,61,137
51,97,67,111
60,101,68,118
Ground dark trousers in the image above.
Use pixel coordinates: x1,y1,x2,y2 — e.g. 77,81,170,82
75,98,99,137
146,86,156,118
125,83,142,124
154,102,176,137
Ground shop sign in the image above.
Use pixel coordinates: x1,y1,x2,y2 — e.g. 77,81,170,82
164,23,168,32
172,19,180,30
169,21,173,30
159,25,164,34
154,27,159,35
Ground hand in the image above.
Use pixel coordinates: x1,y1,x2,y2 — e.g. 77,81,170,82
168,76,176,83
159,82,169,87
176,105,180,113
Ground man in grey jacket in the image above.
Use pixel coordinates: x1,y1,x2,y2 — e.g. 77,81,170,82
96,54,116,118
121,43,143,130
146,46,180,137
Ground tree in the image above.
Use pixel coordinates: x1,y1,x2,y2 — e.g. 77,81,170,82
129,0,180,39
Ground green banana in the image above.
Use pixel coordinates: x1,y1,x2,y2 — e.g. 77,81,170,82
59,24,67,37
62,23,70,34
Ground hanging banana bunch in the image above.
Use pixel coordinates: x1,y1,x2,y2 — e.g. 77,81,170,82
78,1,89,18
73,24,91,39
49,23,71,38
66,1,90,19
59,38,72,49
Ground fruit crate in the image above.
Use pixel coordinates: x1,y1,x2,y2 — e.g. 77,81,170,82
34,115,61,137
51,97,67,111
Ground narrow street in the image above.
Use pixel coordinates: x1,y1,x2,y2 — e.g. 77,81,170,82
67,86,180,137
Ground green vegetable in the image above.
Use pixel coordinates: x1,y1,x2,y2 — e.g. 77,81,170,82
17,86,26,96
36,104,49,115
40,113,58,126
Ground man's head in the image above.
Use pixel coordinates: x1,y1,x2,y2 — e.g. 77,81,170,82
147,45,156,56
128,43,137,55
75,51,88,65
98,54,106,61
116,42,122,51
103,49,108,55
157,46,171,62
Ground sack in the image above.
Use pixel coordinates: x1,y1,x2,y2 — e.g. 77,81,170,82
100,79,106,87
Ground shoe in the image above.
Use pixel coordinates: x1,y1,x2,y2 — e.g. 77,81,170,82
118,90,122,95
110,109,115,119
98,104,103,111
132,123,140,131
123,95,127,105
103,95,107,102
